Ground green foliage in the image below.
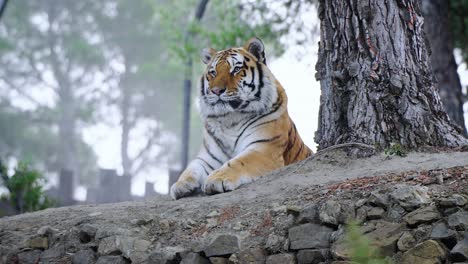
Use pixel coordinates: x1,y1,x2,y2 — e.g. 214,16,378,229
0,160,55,214
384,143,406,157
346,221,393,264
449,0,468,64
157,0,286,64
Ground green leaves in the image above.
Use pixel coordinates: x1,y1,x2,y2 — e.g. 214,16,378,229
0,160,55,214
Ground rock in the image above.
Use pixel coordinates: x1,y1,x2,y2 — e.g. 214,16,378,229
27,236,48,249
229,254,239,263
95,226,130,240
204,234,240,257
287,205,302,216
397,232,416,251
288,223,334,250
41,245,65,262
148,247,185,264
322,201,342,225
97,235,150,262
355,206,368,223
366,221,405,256
181,252,210,264
95,256,129,264
296,249,328,264
37,225,58,237
72,249,97,264
133,239,151,252
297,204,319,224
130,218,152,226
332,220,404,259
448,211,468,230
319,200,355,226
265,234,285,253
430,222,458,248
367,207,385,220
355,198,367,208
401,240,446,264
368,190,390,208
387,204,407,221
451,238,468,262
403,206,441,226
390,185,431,211
265,253,296,264
207,210,221,218
207,218,218,228
232,222,243,231
439,194,467,208
209,257,230,264
78,224,97,243
238,247,266,264
97,236,123,255
413,224,433,242
17,250,42,264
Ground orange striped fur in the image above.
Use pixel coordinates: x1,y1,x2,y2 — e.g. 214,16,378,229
170,38,312,199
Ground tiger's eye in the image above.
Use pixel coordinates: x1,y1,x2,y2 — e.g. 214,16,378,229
233,66,242,73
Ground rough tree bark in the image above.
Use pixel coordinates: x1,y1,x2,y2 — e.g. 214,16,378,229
314,0,468,150
422,0,467,135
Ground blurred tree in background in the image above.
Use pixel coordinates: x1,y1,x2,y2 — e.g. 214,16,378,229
0,0,294,191
0,0,102,184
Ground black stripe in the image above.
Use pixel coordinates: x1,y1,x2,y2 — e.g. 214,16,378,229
195,157,215,171
292,143,304,162
233,96,283,149
207,112,230,118
254,62,264,98
242,119,277,142
200,76,205,96
285,124,298,153
203,140,223,165
251,119,276,129
245,135,281,149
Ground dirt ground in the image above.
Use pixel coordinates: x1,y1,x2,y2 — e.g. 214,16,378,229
1,150,467,254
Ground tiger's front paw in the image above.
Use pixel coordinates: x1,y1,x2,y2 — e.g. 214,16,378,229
170,176,200,200
202,170,252,195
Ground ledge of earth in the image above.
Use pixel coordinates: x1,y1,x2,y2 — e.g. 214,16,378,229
0,150,467,264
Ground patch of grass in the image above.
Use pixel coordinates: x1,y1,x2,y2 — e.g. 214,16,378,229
384,142,406,157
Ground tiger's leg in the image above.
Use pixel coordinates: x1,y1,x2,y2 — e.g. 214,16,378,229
203,147,284,194
170,142,224,199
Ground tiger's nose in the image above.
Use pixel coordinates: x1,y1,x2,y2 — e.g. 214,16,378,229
211,87,226,96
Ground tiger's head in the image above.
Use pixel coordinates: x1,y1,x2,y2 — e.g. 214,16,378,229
198,37,279,118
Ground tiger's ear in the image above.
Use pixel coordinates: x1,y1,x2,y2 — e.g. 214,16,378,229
244,37,266,65
201,48,217,64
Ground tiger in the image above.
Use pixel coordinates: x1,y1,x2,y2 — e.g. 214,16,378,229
170,37,312,200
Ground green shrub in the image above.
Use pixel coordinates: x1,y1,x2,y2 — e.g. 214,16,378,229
0,159,55,214
384,142,406,157
346,221,393,264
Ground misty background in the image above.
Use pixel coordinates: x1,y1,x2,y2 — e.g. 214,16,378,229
0,0,466,208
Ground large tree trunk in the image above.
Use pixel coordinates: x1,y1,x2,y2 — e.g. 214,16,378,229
314,0,467,150
422,0,467,135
